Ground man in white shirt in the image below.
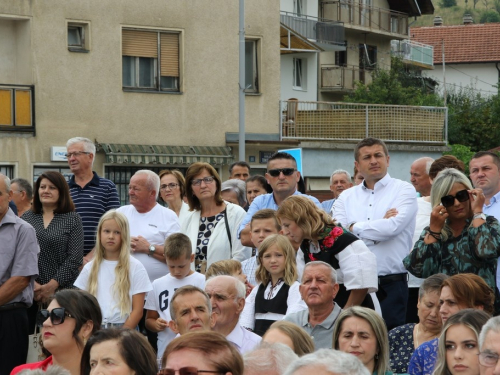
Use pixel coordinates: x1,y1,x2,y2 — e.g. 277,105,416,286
117,170,180,282
205,275,261,354
332,138,417,330
469,151,500,294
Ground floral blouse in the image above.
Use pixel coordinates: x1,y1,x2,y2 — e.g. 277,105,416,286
389,323,416,374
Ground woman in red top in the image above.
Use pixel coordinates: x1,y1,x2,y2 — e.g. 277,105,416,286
11,290,101,375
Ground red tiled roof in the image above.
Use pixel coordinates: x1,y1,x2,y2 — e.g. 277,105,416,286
410,23,500,64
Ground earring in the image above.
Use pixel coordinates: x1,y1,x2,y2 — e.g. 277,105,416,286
375,354,379,361
83,337,87,346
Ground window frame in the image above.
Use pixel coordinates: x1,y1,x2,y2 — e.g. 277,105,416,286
292,57,307,91
294,0,305,17
67,21,90,52
359,44,377,70
121,28,182,93
244,38,260,94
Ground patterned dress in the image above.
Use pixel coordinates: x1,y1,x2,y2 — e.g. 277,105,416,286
407,338,438,375
389,323,416,374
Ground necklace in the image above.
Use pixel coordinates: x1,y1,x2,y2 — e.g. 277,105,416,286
415,323,439,348
267,278,283,299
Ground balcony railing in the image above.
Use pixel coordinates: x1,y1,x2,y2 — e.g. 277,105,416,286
391,40,434,69
0,84,35,133
280,100,447,144
280,11,345,47
320,1,409,37
320,65,373,90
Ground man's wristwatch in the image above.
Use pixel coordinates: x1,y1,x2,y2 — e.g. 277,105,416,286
148,245,155,256
473,212,486,221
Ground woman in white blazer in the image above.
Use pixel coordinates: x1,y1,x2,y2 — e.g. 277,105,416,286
181,162,251,273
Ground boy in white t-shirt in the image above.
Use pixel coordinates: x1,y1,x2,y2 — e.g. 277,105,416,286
145,233,205,360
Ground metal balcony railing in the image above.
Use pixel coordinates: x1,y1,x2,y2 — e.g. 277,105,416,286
280,11,345,47
320,1,409,37
391,40,434,68
0,84,35,133
280,100,447,144
320,65,373,90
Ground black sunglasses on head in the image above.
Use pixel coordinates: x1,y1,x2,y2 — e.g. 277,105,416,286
267,168,296,177
37,307,73,327
441,189,470,208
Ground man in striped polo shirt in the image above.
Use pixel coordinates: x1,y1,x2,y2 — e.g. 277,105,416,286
66,137,120,265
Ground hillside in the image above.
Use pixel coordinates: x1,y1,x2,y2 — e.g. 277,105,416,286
413,0,500,26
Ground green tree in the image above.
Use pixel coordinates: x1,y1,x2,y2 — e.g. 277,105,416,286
344,57,443,107
443,144,475,174
480,9,500,22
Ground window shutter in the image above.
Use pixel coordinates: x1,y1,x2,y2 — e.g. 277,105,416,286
15,90,32,126
0,89,12,126
122,30,158,58
160,33,179,77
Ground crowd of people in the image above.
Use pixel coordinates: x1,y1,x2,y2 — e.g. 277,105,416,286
3,136,500,375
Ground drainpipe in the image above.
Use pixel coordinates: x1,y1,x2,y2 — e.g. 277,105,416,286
238,0,245,161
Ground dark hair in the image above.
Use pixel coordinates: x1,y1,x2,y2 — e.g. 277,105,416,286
169,285,212,321
246,175,272,193
53,290,102,350
419,273,449,299
267,152,297,169
163,331,244,375
11,178,33,200
158,169,186,199
429,155,465,180
297,175,306,194
471,151,500,169
81,329,157,375
250,209,281,231
32,171,75,214
442,274,494,315
164,232,192,259
354,138,389,162
229,161,251,175
184,163,223,211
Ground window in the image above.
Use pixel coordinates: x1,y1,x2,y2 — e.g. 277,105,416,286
359,44,377,70
245,40,259,93
0,84,34,131
335,46,347,67
294,0,305,16
0,166,14,179
33,166,72,184
122,29,180,92
293,58,307,90
67,22,90,52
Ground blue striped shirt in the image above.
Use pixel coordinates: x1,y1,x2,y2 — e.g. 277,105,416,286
68,172,120,254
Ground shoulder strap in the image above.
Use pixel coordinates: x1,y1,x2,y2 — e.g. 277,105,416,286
223,208,232,252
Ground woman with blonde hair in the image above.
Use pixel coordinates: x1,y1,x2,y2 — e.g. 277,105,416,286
276,195,378,310
433,309,490,375
158,169,189,228
182,162,250,273
74,210,152,328
240,234,306,336
262,320,315,356
333,306,392,375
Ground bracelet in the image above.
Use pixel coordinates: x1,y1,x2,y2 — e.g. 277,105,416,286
427,231,441,241
428,229,441,235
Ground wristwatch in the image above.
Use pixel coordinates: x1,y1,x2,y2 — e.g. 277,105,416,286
148,245,155,256
473,212,486,221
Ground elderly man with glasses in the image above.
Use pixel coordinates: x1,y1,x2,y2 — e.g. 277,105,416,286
479,316,500,374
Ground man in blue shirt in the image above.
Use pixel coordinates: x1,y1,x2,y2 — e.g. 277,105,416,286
238,152,321,245
66,137,120,265
321,169,353,215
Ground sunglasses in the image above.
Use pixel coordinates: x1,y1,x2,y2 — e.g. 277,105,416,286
267,168,296,177
440,189,470,208
159,368,224,375
37,307,73,328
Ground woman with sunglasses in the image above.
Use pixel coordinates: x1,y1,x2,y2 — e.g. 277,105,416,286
11,290,102,375
182,162,250,274
404,168,500,302
158,170,190,229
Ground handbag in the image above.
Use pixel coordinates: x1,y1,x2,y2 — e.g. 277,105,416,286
26,307,43,363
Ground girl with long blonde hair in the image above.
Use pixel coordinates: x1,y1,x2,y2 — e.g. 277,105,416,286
74,210,152,329
240,234,306,336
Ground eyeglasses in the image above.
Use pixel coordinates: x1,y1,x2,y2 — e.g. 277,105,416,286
65,151,91,158
159,368,224,375
478,352,500,367
267,168,296,177
37,307,73,327
191,177,215,186
160,183,180,191
440,189,470,208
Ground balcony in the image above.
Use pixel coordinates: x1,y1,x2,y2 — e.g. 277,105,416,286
320,65,373,91
280,100,447,144
0,84,35,133
391,40,434,69
280,11,345,51
320,1,409,39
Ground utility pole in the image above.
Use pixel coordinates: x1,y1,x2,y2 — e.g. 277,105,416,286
238,0,245,161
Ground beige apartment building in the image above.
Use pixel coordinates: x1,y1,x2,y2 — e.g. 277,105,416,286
0,0,281,197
